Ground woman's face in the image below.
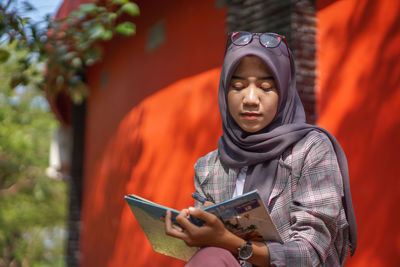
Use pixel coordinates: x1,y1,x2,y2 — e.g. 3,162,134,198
227,56,279,133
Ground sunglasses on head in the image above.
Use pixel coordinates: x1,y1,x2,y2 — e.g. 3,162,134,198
226,31,292,68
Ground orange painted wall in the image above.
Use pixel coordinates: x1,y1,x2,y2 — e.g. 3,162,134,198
317,0,400,266
76,1,226,266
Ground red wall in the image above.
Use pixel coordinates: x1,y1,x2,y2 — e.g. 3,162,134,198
78,1,226,266
317,0,400,265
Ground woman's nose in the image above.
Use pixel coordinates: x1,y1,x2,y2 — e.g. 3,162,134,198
243,86,260,105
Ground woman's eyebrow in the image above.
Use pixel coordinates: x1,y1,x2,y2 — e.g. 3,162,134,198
231,75,274,80
231,75,245,80
259,76,274,80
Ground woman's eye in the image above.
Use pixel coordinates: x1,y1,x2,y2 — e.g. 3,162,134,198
260,82,274,91
231,82,245,89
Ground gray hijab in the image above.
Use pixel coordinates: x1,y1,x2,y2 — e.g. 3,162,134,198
217,36,357,255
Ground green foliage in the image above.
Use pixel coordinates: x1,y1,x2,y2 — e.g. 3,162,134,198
0,48,10,62
0,41,65,266
0,0,140,104
116,21,136,35
118,2,140,16
0,0,139,265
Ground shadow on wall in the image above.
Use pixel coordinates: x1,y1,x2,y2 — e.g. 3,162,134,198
80,68,222,267
317,0,400,266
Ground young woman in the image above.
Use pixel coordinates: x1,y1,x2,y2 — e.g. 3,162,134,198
165,32,357,267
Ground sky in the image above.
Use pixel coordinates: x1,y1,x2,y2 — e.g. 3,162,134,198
18,0,64,22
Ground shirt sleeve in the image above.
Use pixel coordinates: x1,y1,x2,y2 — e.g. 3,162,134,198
266,133,346,266
193,152,215,208
194,163,206,208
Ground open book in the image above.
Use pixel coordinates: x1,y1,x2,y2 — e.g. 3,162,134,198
124,190,282,262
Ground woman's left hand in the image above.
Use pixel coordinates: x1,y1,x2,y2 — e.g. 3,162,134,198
165,207,231,247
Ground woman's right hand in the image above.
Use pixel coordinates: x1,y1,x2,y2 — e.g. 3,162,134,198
203,201,214,208
164,207,233,248
164,208,271,266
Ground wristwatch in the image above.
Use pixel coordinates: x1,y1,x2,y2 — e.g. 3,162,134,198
237,240,253,260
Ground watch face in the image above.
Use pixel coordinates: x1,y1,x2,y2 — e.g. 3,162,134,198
239,242,253,260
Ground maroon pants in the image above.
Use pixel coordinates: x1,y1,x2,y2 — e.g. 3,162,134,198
185,247,242,267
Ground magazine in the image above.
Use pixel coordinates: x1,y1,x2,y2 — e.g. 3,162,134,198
124,190,282,262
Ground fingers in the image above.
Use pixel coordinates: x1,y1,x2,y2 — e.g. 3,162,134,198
175,209,199,233
171,224,183,232
165,210,186,239
164,210,173,232
203,201,215,208
188,207,220,225
166,208,227,248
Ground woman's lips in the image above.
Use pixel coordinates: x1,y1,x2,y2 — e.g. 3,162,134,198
241,112,261,120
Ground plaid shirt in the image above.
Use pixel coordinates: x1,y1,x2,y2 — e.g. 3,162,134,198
194,131,350,266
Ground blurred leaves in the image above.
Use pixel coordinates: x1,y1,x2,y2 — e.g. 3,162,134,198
119,2,140,16
0,0,141,265
116,21,136,35
21,1,35,12
0,48,10,62
79,3,98,14
112,0,130,5
0,0,140,104
0,41,64,266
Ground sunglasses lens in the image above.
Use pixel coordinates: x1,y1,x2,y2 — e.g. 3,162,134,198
231,32,252,46
260,34,281,48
